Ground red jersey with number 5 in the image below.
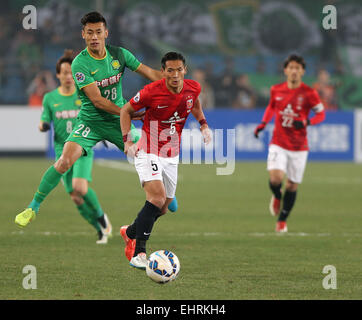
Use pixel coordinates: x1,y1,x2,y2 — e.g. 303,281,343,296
130,78,201,157
266,82,324,151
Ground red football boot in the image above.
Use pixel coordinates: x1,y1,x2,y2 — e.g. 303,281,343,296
120,225,135,261
269,195,281,216
275,221,288,233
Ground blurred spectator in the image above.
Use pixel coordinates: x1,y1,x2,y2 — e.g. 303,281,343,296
15,31,43,79
232,74,256,109
214,73,237,108
27,71,56,107
192,68,215,109
313,69,338,111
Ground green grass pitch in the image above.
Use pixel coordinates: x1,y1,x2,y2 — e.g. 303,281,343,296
1,158,362,299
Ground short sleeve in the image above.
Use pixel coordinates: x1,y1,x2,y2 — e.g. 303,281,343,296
122,48,141,72
71,59,96,90
41,93,52,122
129,86,152,111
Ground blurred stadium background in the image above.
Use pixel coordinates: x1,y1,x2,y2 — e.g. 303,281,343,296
1,0,362,161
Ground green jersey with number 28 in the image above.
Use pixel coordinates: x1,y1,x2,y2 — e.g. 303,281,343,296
71,45,141,122
41,88,82,147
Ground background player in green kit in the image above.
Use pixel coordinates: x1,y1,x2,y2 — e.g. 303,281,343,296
39,49,110,244
15,11,171,230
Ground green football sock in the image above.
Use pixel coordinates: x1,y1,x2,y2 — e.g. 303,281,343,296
32,166,63,210
83,187,104,219
76,202,101,232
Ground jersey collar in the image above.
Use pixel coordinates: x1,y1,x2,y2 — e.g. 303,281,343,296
86,47,108,60
57,87,76,96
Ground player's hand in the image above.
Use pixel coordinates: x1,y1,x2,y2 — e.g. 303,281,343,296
293,119,310,129
124,141,139,158
131,110,146,121
201,125,212,145
39,122,50,132
254,122,266,138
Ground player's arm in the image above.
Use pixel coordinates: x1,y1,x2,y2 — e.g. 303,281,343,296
122,48,162,82
120,102,139,157
191,97,211,145
293,104,325,129
135,64,163,82
293,90,326,129
39,94,51,132
82,83,122,115
254,88,275,138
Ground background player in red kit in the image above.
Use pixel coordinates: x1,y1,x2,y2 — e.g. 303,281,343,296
120,52,211,269
254,54,325,233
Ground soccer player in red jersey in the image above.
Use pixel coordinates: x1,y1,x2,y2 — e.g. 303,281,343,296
120,52,211,269
254,54,326,233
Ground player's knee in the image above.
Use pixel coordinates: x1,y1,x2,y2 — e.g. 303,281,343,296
270,176,283,186
55,156,72,173
286,183,298,192
72,184,88,197
70,193,83,206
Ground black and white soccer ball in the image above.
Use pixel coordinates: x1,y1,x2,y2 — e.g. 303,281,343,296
146,250,180,283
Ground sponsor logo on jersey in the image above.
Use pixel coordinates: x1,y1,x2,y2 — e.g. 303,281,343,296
111,60,121,70
55,109,80,119
157,105,169,109
75,72,85,83
161,111,185,124
275,96,284,101
53,103,61,107
279,104,298,118
96,72,123,88
91,69,99,75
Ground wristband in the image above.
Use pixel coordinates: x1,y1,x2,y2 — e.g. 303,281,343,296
123,134,128,143
199,119,207,126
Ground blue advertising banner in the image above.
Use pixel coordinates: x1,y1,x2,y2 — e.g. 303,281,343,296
47,110,355,162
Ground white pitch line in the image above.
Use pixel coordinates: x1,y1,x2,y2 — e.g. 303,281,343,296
95,159,136,173
307,177,362,184
5,231,362,238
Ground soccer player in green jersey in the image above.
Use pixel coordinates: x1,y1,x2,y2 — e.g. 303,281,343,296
38,49,110,244
15,11,170,231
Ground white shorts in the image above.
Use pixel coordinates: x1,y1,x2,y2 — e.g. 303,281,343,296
134,150,178,199
267,144,308,184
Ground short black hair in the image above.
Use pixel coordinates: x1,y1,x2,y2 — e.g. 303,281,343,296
56,49,74,74
283,54,306,69
161,52,186,69
81,11,107,28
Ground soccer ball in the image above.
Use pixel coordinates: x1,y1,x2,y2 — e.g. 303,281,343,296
146,250,180,283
